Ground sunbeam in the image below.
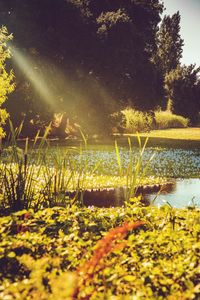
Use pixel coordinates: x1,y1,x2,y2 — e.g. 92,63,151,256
8,43,117,134
9,44,57,110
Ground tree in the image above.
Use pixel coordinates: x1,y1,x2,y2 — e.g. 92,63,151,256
0,26,14,137
0,0,164,134
89,0,164,109
165,64,200,123
154,12,184,74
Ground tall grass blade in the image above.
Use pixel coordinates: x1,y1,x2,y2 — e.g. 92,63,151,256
115,140,122,176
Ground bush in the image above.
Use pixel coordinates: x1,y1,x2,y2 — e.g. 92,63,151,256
155,110,189,129
121,108,153,133
111,108,189,133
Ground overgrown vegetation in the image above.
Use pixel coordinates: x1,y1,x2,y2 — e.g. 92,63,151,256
0,123,93,212
0,126,199,299
115,136,155,202
0,122,163,213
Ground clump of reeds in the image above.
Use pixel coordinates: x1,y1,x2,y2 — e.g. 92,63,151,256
0,121,91,213
0,121,52,212
115,135,155,203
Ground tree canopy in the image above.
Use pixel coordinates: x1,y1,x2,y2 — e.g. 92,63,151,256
155,12,184,74
165,64,200,123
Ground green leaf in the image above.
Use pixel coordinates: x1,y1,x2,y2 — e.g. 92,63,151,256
123,275,135,282
7,251,16,258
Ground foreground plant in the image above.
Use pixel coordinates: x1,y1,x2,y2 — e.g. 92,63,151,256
73,221,145,300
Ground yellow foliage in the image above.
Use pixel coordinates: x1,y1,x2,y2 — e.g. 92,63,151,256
0,26,15,137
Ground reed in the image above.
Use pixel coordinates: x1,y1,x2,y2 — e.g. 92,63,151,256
115,134,155,204
0,123,102,212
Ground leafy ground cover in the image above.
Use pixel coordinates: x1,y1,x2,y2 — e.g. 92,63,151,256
0,204,200,299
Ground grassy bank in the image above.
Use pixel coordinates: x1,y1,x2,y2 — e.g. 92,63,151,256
135,128,200,141
0,204,200,299
114,128,200,148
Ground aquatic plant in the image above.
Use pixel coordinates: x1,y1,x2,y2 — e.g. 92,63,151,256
0,121,51,212
115,135,155,203
0,122,85,212
0,123,106,212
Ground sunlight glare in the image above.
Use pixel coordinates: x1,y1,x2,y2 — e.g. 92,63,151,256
9,44,57,109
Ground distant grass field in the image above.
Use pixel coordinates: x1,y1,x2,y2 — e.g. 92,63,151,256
113,128,200,148
138,128,200,141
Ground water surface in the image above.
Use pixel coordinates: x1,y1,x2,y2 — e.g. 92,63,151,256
49,144,200,178
146,179,200,208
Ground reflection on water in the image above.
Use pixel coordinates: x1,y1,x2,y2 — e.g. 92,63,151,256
146,179,200,208
79,179,200,208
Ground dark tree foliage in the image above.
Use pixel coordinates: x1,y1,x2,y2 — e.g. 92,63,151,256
152,11,185,109
155,12,184,74
165,65,200,123
1,1,164,134
155,11,200,122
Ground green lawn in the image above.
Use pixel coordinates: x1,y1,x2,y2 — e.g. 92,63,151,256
123,128,200,141
114,128,200,148
139,128,200,141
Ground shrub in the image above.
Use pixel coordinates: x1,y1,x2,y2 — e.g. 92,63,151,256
121,108,153,133
111,107,189,133
155,110,189,129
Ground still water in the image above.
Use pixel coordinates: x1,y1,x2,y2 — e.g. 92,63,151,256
81,179,200,208
146,178,200,208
